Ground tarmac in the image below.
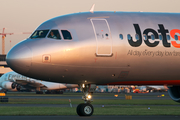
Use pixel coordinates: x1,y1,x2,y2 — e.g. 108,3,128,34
0,115,180,120
5,92,171,100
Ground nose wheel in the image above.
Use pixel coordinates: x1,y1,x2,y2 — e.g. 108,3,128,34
76,84,96,116
76,103,94,116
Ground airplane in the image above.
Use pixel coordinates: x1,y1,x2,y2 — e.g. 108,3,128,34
0,71,78,94
146,85,167,92
5,8,180,116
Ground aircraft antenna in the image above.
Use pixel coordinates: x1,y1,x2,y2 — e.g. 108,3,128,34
90,4,95,13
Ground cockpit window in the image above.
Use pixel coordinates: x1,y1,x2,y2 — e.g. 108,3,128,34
30,30,49,39
48,30,61,40
61,30,72,40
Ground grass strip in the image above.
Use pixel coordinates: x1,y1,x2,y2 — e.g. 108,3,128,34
0,106,180,115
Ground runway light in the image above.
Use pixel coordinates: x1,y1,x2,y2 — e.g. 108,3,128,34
114,95,118,97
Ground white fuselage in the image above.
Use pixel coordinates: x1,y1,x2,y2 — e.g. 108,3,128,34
6,12,180,85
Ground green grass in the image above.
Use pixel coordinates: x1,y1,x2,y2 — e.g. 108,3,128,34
94,106,180,115
0,106,179,115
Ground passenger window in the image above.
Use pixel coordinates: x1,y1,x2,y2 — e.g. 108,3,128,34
159,35,162,40
119,34,123,40
151,34,155,40
30,30,49,39
135,34,139,40
127,34,131,40
143,34,147,40
48,30,61,40
61,30,72,40
175,35,178,41
166,35,170,40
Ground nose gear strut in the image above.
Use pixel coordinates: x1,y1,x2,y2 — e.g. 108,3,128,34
76,84,96,116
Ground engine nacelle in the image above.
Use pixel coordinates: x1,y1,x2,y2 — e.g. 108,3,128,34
168,86,180,103
1,81,18,91
16,84,21,91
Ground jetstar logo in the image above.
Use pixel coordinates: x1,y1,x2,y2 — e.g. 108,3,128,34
128,24,180,48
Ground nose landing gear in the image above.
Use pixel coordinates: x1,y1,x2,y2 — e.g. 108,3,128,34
76,84,96,116
77,103,94,116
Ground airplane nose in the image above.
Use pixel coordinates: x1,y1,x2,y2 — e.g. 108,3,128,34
6,44,32,74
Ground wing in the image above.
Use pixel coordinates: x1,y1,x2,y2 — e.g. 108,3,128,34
14,79,48,89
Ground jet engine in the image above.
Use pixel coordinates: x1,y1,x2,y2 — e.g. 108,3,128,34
16,84,21,91
1,81,18,91
11,82,22,91
168,86,180,103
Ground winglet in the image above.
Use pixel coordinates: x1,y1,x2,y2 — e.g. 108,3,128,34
90,4,95,13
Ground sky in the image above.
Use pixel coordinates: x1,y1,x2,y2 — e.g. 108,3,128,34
1,0,180,54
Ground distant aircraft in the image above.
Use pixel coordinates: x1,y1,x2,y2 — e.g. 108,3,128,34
6,9,180,116
146,85,167,92
0,71,78,94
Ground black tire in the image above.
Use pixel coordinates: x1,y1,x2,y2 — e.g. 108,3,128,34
76,103,84,116
79,103,94,116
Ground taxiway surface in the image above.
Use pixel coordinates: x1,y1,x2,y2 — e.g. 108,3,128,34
5,92,171,100
0,115,180,120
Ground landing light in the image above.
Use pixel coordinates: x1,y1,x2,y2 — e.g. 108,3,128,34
88,95,91,99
